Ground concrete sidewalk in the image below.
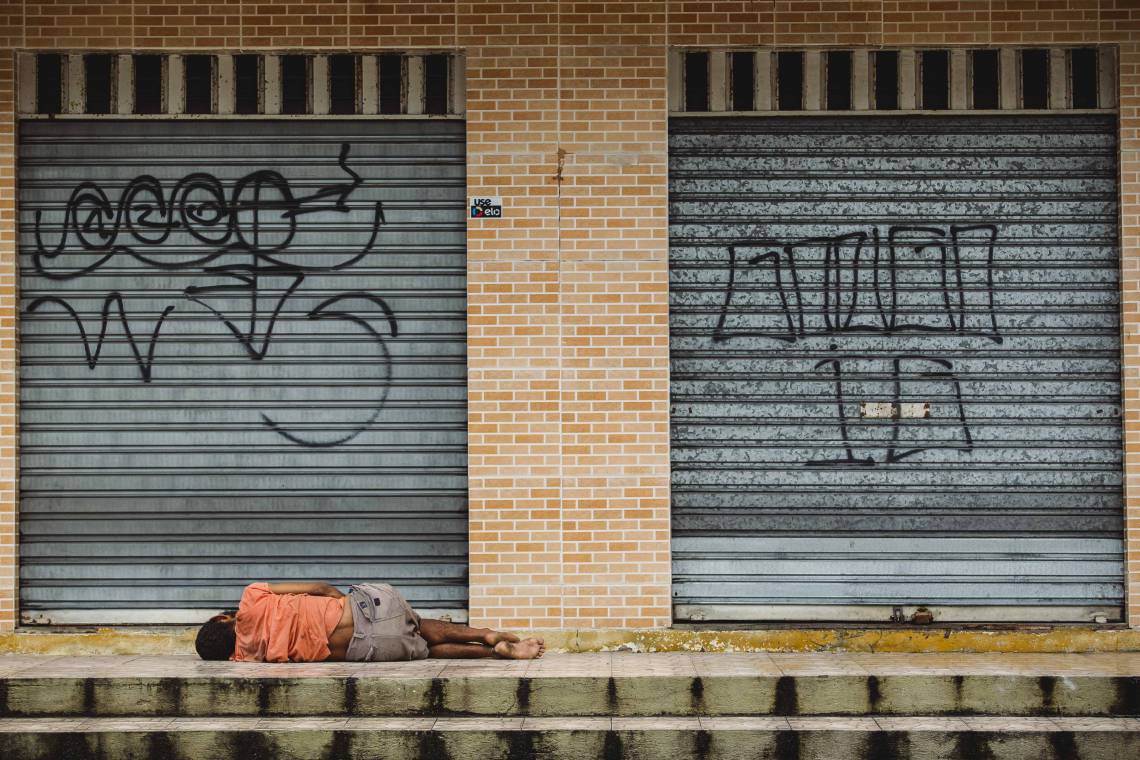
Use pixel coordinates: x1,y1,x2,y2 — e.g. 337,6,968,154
5,625,1140,657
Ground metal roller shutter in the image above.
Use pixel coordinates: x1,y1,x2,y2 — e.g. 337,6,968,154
669,114,1124,623
19,120,468,623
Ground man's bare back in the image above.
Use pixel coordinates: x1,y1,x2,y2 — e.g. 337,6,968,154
326,597,354,660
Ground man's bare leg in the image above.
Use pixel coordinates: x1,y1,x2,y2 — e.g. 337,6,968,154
419,618,545,660
427,642,497,659
425,640,546,660
418,618,520,647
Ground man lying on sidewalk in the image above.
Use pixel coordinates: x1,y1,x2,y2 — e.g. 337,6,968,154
194,581,545,663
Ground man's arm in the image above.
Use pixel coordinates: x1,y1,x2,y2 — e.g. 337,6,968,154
266,582,345,599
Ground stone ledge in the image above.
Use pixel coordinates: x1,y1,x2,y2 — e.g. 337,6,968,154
1,653,1138,719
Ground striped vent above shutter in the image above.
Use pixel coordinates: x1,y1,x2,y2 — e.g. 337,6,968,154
19,120,468,623
669,115,1123,623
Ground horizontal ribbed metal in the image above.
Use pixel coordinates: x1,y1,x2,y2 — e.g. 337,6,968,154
19,120,468,618
669,115,1123,621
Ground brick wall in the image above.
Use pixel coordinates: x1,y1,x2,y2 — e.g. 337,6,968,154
0,1,1137,632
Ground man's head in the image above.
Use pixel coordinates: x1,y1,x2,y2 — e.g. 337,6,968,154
195,612,237,661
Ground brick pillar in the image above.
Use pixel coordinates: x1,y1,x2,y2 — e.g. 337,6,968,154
557,2,671,628
462,1,674,629
0,49,16,631
462,3,566,629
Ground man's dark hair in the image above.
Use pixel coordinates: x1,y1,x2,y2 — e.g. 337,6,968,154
195,615,237,661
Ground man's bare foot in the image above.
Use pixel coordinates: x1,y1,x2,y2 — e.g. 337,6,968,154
493,638,545,660
483,630,521,647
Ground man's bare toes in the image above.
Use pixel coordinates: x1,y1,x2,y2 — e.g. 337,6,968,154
484,630,522,647
493,638,544,660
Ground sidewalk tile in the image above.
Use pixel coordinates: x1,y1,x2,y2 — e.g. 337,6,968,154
434,718,526,730
522,717,612,730
874,717,972,731
256,718,350,730
787,717,879,730
612,717,701,730
960,717,1061,731
343,718,437,730
699,716,791,730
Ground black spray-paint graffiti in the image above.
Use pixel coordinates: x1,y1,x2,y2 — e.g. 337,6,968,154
714,223,1000,466
26,143,395,448
714,224,1001,344
808,355,973,467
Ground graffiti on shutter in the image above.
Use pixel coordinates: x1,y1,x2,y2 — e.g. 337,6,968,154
28,142,395,448
712,222,999,466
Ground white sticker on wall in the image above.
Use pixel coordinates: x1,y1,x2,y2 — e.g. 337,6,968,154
470,196,503,218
